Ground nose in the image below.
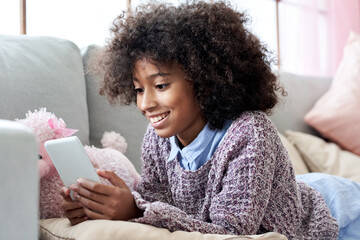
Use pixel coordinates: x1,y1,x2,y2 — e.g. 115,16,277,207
138,89,157,112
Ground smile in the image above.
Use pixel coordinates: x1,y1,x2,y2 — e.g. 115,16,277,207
149,113,169,123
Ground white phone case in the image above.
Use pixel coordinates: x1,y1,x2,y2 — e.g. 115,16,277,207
44,136,101,200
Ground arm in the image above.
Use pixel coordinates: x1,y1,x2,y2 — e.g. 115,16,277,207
132,116,279,235
133,124,173,203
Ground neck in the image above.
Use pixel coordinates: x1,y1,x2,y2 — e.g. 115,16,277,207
176,118,207,147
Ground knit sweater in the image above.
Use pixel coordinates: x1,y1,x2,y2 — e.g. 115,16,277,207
131,111,338,239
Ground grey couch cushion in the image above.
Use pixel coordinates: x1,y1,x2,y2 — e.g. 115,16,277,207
270,71,332,135
82,45,148,173
0,35,90,144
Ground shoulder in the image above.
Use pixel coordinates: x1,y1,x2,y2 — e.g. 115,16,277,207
229,111,278,138
220,111,284,161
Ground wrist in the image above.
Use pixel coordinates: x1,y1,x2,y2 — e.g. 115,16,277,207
128,199,144,220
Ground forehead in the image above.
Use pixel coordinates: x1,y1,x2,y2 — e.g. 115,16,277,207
134,59,161,74
133,59,182,80
133,60,163,82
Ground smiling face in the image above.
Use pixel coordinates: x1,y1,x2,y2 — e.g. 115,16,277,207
133,59,206,147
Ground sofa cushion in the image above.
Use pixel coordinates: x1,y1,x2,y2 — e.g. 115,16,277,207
0,35,90,144
82,45,148,172
270,71,332,135
39,218,288,240
305,31,360,156
285,130,360,183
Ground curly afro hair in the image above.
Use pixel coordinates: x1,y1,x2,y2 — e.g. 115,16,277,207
100,1,285,129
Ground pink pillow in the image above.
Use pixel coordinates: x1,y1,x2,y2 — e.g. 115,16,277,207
305,31,360,156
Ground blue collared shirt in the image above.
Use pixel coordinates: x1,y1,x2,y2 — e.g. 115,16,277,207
168,121,232,171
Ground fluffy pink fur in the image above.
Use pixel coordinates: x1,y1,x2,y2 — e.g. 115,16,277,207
16,108,140,219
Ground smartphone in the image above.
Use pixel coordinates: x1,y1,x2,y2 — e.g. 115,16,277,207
44,136,101,200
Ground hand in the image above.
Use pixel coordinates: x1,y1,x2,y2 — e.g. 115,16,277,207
70,170,143,221
60,187,88,225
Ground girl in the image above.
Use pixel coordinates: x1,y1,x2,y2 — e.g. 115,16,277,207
61,1,359,239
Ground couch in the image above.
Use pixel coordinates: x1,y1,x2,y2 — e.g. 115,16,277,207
1,34,358,239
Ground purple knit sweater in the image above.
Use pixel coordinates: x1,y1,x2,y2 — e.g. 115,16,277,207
131,111,338,239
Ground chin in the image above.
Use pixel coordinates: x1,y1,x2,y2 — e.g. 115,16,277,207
154,129,173,139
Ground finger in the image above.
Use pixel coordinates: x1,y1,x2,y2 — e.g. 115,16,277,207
72,184,109,204
69,216,88,226
83,206,109,220
75,178,116,197
97,170,128,189
60,187,71,199
77,196,112,217
62,199,82,211
64,207,86,219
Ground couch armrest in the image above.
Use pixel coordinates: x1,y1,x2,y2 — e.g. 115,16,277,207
0,120,39,240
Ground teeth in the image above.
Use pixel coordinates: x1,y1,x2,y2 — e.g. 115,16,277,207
150,113,168,123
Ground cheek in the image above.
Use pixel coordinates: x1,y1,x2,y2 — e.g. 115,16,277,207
163,86,190,107
136,95,142,109
173,91,199,113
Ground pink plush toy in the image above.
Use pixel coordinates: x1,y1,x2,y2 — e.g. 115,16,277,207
16,108,140,219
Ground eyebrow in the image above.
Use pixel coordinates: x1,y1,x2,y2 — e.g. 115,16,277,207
133,72,171,82
149,72,171,79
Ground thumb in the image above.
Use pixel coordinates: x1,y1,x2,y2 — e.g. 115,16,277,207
97,169,127,189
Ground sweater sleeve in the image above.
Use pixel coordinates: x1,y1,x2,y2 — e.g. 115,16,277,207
132,124,173,204
131,116,280,235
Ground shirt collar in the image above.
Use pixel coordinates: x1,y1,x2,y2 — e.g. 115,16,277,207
168,122,218,163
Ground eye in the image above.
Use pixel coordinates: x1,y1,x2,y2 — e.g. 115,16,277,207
156,84,169,90
134,88,144,94
38,154,42,159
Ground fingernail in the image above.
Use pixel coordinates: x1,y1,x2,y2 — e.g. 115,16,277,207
77,178,84,183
